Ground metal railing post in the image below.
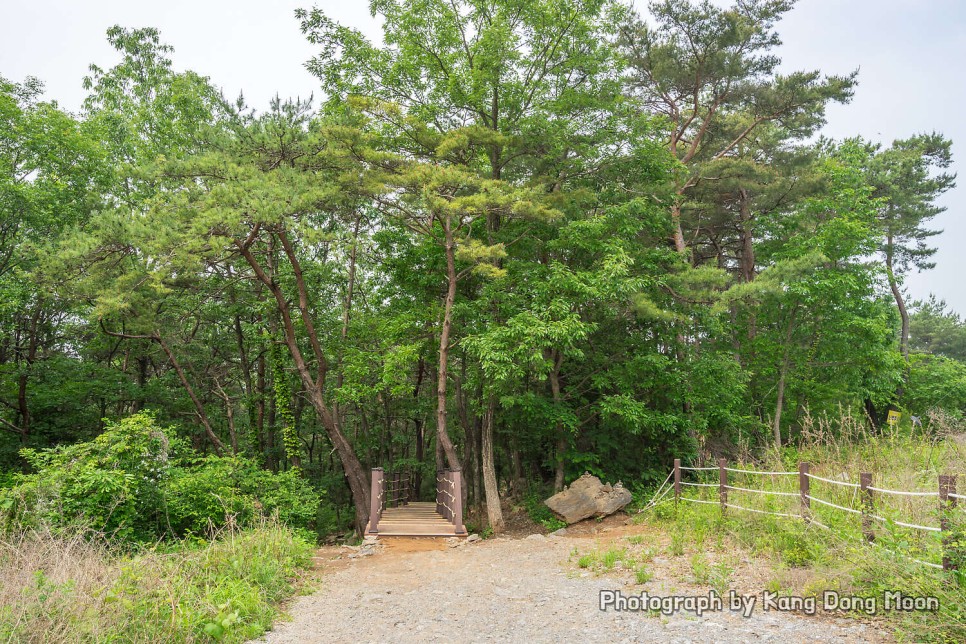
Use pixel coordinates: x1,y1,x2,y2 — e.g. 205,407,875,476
452,469,466,535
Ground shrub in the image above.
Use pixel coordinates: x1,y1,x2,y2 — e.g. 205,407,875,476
0,411,321,542
524,490,567,532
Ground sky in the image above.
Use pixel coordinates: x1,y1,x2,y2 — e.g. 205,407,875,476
2,0,964,313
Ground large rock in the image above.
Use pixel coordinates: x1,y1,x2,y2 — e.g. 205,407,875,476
544,473,633,524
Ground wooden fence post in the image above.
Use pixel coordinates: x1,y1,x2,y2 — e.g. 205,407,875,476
799,462,810,521
719,458,727,516
860,472,874,542
940,475,958,573
367,468,383,535
674,458,681,505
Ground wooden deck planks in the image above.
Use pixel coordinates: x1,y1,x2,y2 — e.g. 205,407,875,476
372,502,461,537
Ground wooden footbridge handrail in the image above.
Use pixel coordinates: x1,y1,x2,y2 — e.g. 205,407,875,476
366,467,466,537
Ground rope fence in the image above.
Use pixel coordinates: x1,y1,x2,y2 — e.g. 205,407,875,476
671,458,961,575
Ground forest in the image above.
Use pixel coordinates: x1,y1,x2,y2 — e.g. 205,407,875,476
1,0,963,545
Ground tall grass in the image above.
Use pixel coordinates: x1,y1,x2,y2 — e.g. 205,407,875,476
655,412,966,641
0,519,313,643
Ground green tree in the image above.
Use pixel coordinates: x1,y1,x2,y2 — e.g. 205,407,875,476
910,296,966,362
620,0,856,255
0,76,108,447
862,134,955,362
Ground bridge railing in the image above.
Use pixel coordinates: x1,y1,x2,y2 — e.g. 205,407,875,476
384,470,411,508
436,469,467,535
366,467,414,534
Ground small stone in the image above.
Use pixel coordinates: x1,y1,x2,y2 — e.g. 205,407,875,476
552,528,568,536
525,534,546,541
467,533,482,543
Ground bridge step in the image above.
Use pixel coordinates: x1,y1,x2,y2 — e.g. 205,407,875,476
371,502,464,537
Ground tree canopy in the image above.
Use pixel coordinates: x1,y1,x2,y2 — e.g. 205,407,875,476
0,0,961,536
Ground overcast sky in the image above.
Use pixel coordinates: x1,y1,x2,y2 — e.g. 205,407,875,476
2,0,964,313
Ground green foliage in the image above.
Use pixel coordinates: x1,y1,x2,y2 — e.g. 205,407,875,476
905,353,966,420
270,341,301,467
524,490,567,533
1,412,321,542
911,297,966,362
1,0,964,560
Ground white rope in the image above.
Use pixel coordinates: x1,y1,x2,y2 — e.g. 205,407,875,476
726,503,799,519
867,486,938,497
680,482,718,488
948,493,966,501
680,466,718,471
725,484,800,497
680,498,720,506
637,471,674,513
868,513,941,533
805,473,860,489
868,539,945,570
725,467,798,476
806,494,862,515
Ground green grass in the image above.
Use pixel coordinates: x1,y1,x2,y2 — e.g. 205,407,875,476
0,520,314,642
523,489,567,532
643,423,966,642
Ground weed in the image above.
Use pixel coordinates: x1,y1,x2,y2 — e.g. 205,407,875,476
635,566,653,584
669,531,685,556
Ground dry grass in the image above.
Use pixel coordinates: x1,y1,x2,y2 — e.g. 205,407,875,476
0,520,313,643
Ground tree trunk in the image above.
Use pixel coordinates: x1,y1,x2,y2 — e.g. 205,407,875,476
455,363,474,506
886,239,910,399
255,344,266,456
155,334,225,456
670,202,687,253
482,396,505,532
772,305,799,450
547,349,567,493
235,231,370,532
412,357,425,497
885,238,910,362
738,188,757,283
436,215,462,471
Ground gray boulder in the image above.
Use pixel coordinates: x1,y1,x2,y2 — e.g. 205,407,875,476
544,473,632,524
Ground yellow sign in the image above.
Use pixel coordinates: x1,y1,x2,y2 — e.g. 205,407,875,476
887,410,901,426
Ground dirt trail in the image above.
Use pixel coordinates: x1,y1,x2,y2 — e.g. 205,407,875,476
258,530,890,644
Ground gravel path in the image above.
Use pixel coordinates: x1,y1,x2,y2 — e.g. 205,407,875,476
258,534,889,644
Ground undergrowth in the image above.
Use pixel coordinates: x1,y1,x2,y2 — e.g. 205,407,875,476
524,489,567,532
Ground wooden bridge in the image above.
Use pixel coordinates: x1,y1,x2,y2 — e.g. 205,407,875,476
366,468,467,537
